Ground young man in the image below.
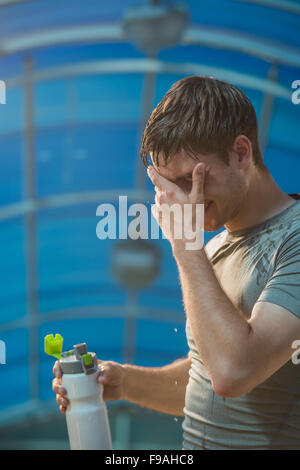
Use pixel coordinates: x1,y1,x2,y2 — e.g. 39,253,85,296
53,76,300,449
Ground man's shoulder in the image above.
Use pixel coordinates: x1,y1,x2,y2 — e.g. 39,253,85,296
289,193,300,201
204,196,300,257
276,203,300,252
204,230,227,256
284,194,300,224
277,198,300,234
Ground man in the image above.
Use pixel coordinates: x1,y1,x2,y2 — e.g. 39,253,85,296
53,76,300,449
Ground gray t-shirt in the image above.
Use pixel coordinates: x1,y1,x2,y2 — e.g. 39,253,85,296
182,194,300,450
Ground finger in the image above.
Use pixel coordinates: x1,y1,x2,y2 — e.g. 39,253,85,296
52,377,61,391
154,185,161,200
155,193,161,206
52,378,66,396
56,394,68,406
97,363,111,384
53,360,62,378
147,166,178,194
56,394,69,410
190,163,206,202
98,361,122,386
59,405,67,414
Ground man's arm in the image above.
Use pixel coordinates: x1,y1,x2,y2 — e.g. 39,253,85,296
147,163,300,398
53,356,191,416
122,356,191,416
174,247,300,398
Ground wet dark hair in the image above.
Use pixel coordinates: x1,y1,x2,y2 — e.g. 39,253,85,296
140,75,268,172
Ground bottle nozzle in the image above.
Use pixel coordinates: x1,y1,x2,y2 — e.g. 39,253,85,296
44,334,64,360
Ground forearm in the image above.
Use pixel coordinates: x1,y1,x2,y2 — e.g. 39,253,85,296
174,247,252,393
122,357,191,416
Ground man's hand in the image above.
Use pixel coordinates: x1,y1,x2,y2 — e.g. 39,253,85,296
52,360,126,413
147,163,209,252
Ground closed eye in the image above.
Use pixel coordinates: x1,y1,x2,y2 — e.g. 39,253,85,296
175,177,193,194
175,174,193,184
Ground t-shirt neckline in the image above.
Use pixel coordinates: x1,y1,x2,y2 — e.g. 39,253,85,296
225,196,299,240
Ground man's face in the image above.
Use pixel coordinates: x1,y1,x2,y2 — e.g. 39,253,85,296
151,150,247,232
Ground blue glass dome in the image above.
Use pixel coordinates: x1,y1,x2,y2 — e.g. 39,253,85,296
0,0,299,448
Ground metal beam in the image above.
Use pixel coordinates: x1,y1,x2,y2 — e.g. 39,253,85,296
0,0,36,5
0,23,300,68
0,304,185,334
259,63,278,152
235,0,300,16
23,56,39,404
183,27,300,68
135,52,157,191
0,188,154,222
4,58,291,100
0,24,123,55
123,288,139,365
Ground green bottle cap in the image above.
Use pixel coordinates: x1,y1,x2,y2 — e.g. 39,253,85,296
44,335,98,375
44,333,64,360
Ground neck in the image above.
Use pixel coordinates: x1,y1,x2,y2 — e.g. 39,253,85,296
225,167,295,233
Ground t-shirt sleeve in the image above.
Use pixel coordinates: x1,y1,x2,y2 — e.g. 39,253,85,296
256,229,300,319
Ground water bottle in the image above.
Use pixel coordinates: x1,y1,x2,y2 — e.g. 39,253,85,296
45,334,113,450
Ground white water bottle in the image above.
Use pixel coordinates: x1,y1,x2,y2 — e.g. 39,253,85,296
60,342,113,450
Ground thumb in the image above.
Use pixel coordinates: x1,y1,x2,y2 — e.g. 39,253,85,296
97,363,107,383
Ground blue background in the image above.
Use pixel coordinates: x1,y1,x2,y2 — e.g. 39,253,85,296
0,0,299,450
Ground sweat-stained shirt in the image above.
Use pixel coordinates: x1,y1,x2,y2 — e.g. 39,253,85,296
182,193,300,450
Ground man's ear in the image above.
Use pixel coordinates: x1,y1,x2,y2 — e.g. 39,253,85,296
231,135,252,169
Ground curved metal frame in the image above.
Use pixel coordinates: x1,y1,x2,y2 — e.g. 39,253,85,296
4,58,291,98
0,304,185,334
0,23,300,68
0,0,35,5
0,0,299,16
234,0,300,16
0,51,293,408
0,4,299,429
